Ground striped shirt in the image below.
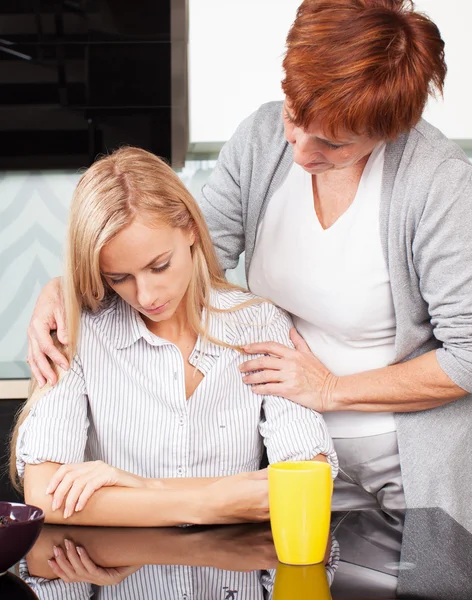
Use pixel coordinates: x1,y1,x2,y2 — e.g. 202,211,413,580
17,289,337,481
20,564,274,600
19,541,340,599
20,545,340,599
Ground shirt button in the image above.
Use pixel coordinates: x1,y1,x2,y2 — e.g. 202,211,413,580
177,466,183,475
182,595,188,600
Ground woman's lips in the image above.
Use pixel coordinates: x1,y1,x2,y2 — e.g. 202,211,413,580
304,160,327,168
142,301,169,315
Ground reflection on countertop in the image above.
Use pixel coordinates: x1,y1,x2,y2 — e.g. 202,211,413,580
15,507,472,599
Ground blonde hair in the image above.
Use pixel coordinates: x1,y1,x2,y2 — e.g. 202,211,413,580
11,146,259,489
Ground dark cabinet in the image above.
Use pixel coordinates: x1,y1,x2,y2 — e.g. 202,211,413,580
0,0,188,169
0,400,25,502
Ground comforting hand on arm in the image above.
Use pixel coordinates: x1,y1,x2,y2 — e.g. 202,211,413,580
241,328,468,413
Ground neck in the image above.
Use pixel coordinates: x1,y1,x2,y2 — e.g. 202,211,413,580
143,297,193,344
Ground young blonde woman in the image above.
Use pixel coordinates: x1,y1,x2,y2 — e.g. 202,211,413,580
11,147,337,527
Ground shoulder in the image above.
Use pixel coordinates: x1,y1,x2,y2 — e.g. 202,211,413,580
223,101,286,156
412,120,470,163
78,296,125,350
398,120,472,178
211,288,293,344
387,120,472,219
249,101,286,145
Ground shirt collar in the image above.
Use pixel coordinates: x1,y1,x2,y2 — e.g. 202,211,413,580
113,290,230,356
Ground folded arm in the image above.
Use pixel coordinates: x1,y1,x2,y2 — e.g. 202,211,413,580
25,462,212,527
25,462,269,527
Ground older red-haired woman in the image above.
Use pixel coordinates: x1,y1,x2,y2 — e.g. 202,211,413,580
27,0,472,527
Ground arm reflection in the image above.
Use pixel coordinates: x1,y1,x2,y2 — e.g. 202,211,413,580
27,522,278,579
22,522,339,600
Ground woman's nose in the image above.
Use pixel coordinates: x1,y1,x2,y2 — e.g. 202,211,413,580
291,131,323,165
136,281,158,309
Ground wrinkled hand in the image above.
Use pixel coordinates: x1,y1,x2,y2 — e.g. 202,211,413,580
47,461,148,518
27,277,69,387
239,328,338,412
48,540,140,585
207,469,269,524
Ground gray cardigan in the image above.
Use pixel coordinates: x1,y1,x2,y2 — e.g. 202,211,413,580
199,101,472,530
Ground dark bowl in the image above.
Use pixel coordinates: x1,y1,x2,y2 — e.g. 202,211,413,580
0,572,39,599
0,502,44,575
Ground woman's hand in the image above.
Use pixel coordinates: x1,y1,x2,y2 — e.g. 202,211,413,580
240,328,338,412
47,461,149,518
27,277,69,387
48,540,140,585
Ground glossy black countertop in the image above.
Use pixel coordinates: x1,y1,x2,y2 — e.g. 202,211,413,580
6,507,472,599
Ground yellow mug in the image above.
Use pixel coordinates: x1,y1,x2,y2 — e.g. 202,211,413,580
268,461,333,565
273,562,332,600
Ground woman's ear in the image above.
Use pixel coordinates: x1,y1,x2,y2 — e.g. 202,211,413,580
188,228,196,247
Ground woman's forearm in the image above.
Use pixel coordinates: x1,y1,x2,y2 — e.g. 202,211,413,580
331,350,468,412
25,463,213,527
155,477,221,490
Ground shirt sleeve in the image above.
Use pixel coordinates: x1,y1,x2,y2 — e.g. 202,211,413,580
257,308,338,478
413,159,472,392
19,559,93,599
16,357,89,479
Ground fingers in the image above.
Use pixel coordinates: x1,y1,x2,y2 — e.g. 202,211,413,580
48,541,95,583
72,546,101,575
63,479,92,518
28,323,69,387
49,462,114,517
48,558,72,582
54,303,69,347
249,383,285,397
48,545,78,583
28,337,58,387
50,464,91,514
289,327,311,352
242,341,295,358
46,463,71,495
26,351,46,389
242,369,283,386
68,479,104,515
239,355,282,374
63,540,86,574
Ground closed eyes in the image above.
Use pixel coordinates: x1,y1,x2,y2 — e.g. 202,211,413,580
107,262,171,285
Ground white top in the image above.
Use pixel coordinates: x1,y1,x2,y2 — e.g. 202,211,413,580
17,289,337,480
249,144,397,438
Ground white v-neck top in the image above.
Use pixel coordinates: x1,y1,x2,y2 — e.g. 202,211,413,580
249,144,397,438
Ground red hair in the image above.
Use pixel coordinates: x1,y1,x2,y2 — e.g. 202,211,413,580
282,0,447,140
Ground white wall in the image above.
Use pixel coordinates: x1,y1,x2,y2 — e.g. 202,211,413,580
416,0,472,139
189,0,472,143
